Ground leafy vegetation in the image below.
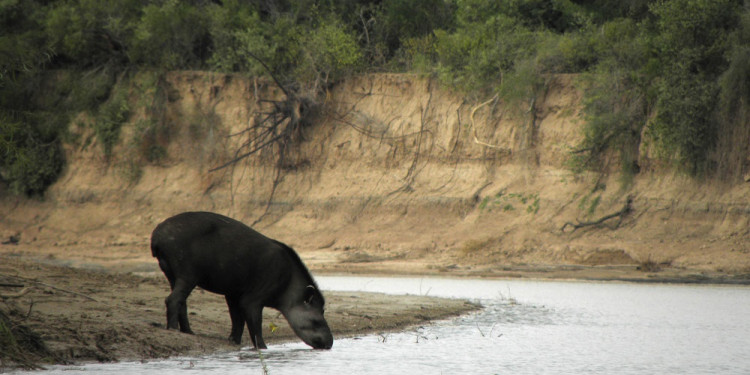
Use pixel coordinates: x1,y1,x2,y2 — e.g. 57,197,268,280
1,0,749,195
479,191,540,214
649,0,743,175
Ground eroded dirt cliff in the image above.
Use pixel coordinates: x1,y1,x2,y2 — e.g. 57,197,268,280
1,72,749,282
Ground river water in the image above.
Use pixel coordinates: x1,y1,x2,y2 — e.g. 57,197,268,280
38,276,750,374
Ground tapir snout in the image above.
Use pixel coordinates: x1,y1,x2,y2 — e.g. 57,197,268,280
297,316,334,349
284,286,334,349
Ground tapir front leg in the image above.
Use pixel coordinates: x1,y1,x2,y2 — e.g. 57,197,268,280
240,297,267,349
225,295,245,344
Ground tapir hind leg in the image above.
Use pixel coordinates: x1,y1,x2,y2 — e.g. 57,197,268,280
239,296,267,349
165,278,196,334
225,295,245,344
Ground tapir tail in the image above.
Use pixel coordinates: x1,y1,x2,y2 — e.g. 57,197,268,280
150,224,167,258
150,232,161,258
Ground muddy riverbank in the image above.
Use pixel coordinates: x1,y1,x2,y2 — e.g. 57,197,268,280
0,255,479,370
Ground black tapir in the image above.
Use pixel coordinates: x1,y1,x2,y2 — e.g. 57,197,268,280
150,211,333,349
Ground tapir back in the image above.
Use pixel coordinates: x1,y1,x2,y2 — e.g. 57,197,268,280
151,211,290,297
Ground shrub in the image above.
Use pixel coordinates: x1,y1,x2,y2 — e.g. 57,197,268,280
650,74,719,174
43,0,138,68
66,68,117,111
0,114,65,196
572,19,650,177
713,10,750,181
649,0,742,175
206,0,262,72
129,1,211,69
434,14,528,92
374,0,455,57
296,18,362,90
94,85,130,159
230,14,302,80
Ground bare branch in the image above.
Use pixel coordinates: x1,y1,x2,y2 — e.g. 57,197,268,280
562,196,634,233
0,287,30,299
469,95,510,153
209,133,286,172
243,51,290,99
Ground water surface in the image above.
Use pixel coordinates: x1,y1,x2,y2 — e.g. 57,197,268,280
39,276,750,374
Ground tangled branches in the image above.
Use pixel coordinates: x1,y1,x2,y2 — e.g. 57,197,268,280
209,53,321,224
209,94,317,173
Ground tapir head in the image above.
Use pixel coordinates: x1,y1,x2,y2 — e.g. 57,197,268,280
284,285,333,349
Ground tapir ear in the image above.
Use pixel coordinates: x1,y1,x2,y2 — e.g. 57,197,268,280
304,285,316,305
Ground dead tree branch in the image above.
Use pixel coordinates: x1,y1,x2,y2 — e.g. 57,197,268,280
0,287,30,299
209,52,323,224
244,51,290,98
469,94,510,153
2,276,99,302
400,87,432,192
562,196,634,233
209,52,317,174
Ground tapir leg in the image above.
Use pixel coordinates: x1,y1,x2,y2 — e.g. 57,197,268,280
178,299,192,334
240,297,267,349
165,278,196,334
225,295,245,344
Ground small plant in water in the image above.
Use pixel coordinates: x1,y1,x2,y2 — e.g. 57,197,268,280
475,323,500,338
240,349,270,374
258,348,270,375
497,287,518,305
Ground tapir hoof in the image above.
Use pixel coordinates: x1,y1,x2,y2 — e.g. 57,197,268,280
168,326,194,335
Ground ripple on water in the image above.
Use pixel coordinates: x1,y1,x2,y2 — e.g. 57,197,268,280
34,277,750,375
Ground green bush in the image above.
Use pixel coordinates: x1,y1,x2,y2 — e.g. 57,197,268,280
296,18,362,88
435,14,529,92
43,0,139,68
713,10,750,181
431,1,592,95
374,0,455,56
94,86,130,159
228,14,302,80
572,18,650,178
129,1,211,69
650,74,720,174
66,68,117,111
130,72,171,165
0,114,65,196
649,0,742,175
206,0,262,72
222,11,362,92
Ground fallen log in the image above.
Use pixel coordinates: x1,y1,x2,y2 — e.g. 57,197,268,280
562,196,633,233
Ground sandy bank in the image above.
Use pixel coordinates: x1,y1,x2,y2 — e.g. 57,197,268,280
0,255,479,370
